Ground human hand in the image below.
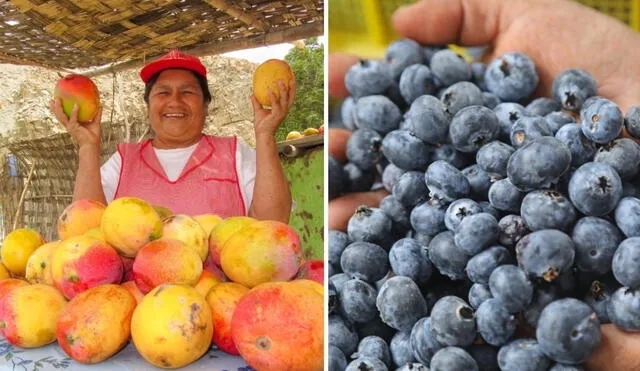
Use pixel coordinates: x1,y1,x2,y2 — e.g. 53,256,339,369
49,98,102,149
251,79,296,138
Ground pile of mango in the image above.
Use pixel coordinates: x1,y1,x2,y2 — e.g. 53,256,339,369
286,125,325,140
0,197,324,370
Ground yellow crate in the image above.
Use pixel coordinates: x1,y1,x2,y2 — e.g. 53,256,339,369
329,0,640,58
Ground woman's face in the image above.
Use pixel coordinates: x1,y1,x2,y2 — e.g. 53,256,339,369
147,69,208,147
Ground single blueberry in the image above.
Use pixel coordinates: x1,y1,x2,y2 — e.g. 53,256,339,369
625,105,640,138
347,206,393,246
498,214,529,248
444,198,482,232
393,171,429,208
607,286,640,331
399,64,436,104
410,198,448,236
476,298,517,346
385,38,425,80
340,241,389,283
552,69,597,112
330,273,351,293
329,229,350,269
428,231,472,280
346,128,383,171
572,217,622,275
555,123,597,167
546,111,576,134
516,229,575,283
430,346,479,371
356,336,391,368
410,317,444,366
355,95,402,135
377,276,429,332
403,95,450,145
497,339,551,371
615,197,640,237
488,178,525,213
520,190,576,232
484,52,539,102
510,116,552,149
476,141,515,177
612,237,640,288
389,238,433,285
580,97,623,144
390,331,417,368
454,213,499,256
380,195,411,230
425,160,471,201
494,102,526,141
339,278,379,324
594,138,640,180
449,105,500,152
381,130,432,170
536,298,601,364
489,265,534,313
345,60,394,99
463,164,495,200
507,136,572,192
441,81,484,117
466,245,514,284
430,49,471,87
429,296,477,347
329,314,359,356
568,162,623,216
469,283,494,310
526,97,561,117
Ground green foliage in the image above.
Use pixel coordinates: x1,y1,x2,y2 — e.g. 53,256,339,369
275,37,324,142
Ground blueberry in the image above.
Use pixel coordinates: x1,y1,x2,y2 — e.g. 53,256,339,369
444,198,482,232
580,97,623,143
594,138,640,180
463,164,495,200
612,237,640,288
476,141,515,177
356,336,391,367
381,130,432,171
441,82,484,117
429,296,477,348
476,298,517,346
329,229,350,271
484,52,538,102
469,283,494,310
467,344,500,371
430,49,471,87
607,286,640,331
410,317,444,366
345,60,394,99
346,128,384,171
329,156,345,200
377,276,429,332
454,212,499,255
329,345,348,371
482,92,501,109
554,123,597,167
399,64,436,104
341,96,358,130
572,217,622,275
428,231,472,280
584,279,617,324
536,298,601,364
348,206,393,246
520,190,576,232
330,273,351,293
625,105,640,138
488,178,525,213
354,95,402,135
494,102,526,141
549,364,585,371
510,116,552,148
425,160,471,201
402,95,449,145
516,229,575,282
432,144,470,169
523,285,560,327
339,278,379,323
615,197,640,237
343,162,375,193
382,163,407,192
393,171,429,208
410,198,448,236
471,62,487,90
488,265,533,313
466,245,514,284
390,331,416,368
389,238,433,285
380,195,411,230
568,162,623,216
498,215,529,248
385,38,425,80
545,111,576,134
395,363,428,371
449,105,500,152
422,44,446,65
526,97,561,117
507,136,572,192
345,357,388,371
412,231,433,247
329,314,359,356
497,339,551,371
341,241,389,283
552,69,597,112
430,346,479,371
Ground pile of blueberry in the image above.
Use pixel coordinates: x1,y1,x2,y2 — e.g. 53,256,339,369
329,38,640,371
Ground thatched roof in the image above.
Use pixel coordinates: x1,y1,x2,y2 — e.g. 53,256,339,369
0,0,323,75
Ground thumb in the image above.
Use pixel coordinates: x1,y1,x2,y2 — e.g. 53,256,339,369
392,0,522,46
249,94,262,112
586,324,640,371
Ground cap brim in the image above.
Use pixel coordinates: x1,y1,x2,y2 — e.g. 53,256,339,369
140,59,206,83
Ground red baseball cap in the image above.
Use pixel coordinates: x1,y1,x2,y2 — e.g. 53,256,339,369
139,50,207,83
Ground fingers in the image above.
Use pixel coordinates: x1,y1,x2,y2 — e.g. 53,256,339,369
392,0,518,46
267,87,281,116
329,53,360,99
249,94,262,113
49,98,69,125
329,189,389,231
329,128,351,162
586,324,640,371
87,106,103,136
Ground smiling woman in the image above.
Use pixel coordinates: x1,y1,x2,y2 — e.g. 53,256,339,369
50,50,295,223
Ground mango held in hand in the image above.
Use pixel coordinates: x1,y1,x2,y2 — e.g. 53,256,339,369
57,199,106,240
51,235,123,299
56,284,136,364
54,74,100,123
101,197,163,257
252,59,294,106
131,284,213,369
220,221,303,288
0,284,67,348
231,280,323,371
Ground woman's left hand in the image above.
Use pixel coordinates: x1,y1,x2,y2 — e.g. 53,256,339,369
251,78,296,137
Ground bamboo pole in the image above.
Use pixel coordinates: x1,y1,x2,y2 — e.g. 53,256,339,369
12,162,35,231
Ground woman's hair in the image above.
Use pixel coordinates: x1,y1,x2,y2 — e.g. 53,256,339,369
143,69,212,105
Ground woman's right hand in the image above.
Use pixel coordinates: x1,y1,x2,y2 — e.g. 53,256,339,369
50,98,102,149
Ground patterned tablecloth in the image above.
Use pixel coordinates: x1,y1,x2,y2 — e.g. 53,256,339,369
0,338,254,371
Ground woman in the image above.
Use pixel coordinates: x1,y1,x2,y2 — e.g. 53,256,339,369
51,50,294,223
